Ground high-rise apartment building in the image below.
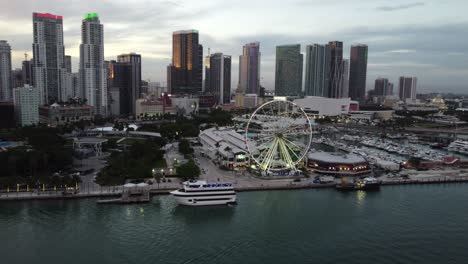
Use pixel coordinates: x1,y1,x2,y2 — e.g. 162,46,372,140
304,44,329,97
328,41,343,98
80,13,107,115
112,53,142,116
349,44,368,102
167,30,203,95
274,45,303,97
399,76,417,101
238,42,261,94
13,84,39,126
206,53,231,104
0,40,12,101
32,12,67,105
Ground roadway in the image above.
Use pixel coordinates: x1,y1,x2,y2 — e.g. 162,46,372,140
193,147,321,189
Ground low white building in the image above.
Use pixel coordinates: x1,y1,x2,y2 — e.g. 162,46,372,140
199,127,250,170
294,96,352,116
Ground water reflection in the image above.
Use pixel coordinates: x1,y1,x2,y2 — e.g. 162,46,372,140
356,190,366,206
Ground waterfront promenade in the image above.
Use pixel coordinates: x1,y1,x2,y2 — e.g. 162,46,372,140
3,146,468,201
2,174,468,201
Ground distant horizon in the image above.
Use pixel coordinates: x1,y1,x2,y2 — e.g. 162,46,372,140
1,0,467,93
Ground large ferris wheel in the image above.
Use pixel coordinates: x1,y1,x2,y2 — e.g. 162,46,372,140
245,100,313,174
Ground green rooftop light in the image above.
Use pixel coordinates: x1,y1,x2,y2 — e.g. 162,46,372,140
84,13,99,19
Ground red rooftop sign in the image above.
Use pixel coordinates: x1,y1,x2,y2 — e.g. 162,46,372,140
34,12,63,20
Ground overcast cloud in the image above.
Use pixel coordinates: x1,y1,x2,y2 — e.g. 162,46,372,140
1,0,467,93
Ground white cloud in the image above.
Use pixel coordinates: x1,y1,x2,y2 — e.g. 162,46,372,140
383,49,417,54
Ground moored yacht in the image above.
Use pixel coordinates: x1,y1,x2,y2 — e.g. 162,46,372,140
355,177,381,190
170,180,236,206
448,140,468,155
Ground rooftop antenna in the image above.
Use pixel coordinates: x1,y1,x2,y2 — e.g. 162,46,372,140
208,47,210,56
24,52,28,61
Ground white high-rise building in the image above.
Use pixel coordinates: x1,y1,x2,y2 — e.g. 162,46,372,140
304,44,329,97
32,12,67,105
80,13,107,116
0,40,12,101
399,76,417,101
13,85,39,126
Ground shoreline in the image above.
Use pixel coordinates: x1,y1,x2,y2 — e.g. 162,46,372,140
1,176,468,201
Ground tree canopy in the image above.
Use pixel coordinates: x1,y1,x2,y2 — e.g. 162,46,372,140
97,140,165,185
178,139,194,155
176,160,200,180
0,127,73,188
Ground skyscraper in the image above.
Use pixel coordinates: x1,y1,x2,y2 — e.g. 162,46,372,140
349,44,368,102
399,76,417,101
12,69,24,89
80,13,107,115
71,72,80,98
204,50,211,93
114,53,142,116
238,42,260,94
0,40,12,101
374,78,389,96
206,53,231,104
65,55,72,73
167,30,203,95
387,82,394,96
328,41,343,98
274,44,303,97
22,59,33,86
341,59,349,98
32,12,67,105
304,44,329,97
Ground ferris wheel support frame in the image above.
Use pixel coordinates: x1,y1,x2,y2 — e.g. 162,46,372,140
245,99,313,173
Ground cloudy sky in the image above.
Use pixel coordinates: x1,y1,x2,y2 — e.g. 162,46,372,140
1,0,467,93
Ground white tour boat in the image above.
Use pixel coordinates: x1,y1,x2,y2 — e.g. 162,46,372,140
170,180,236,206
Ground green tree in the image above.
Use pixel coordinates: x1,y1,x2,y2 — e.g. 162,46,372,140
176,160,200,180
179,139,193,155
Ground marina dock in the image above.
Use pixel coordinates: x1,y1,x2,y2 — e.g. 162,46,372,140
98,188,151,204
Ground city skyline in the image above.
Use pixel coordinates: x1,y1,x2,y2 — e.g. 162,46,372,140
1,0,467,93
